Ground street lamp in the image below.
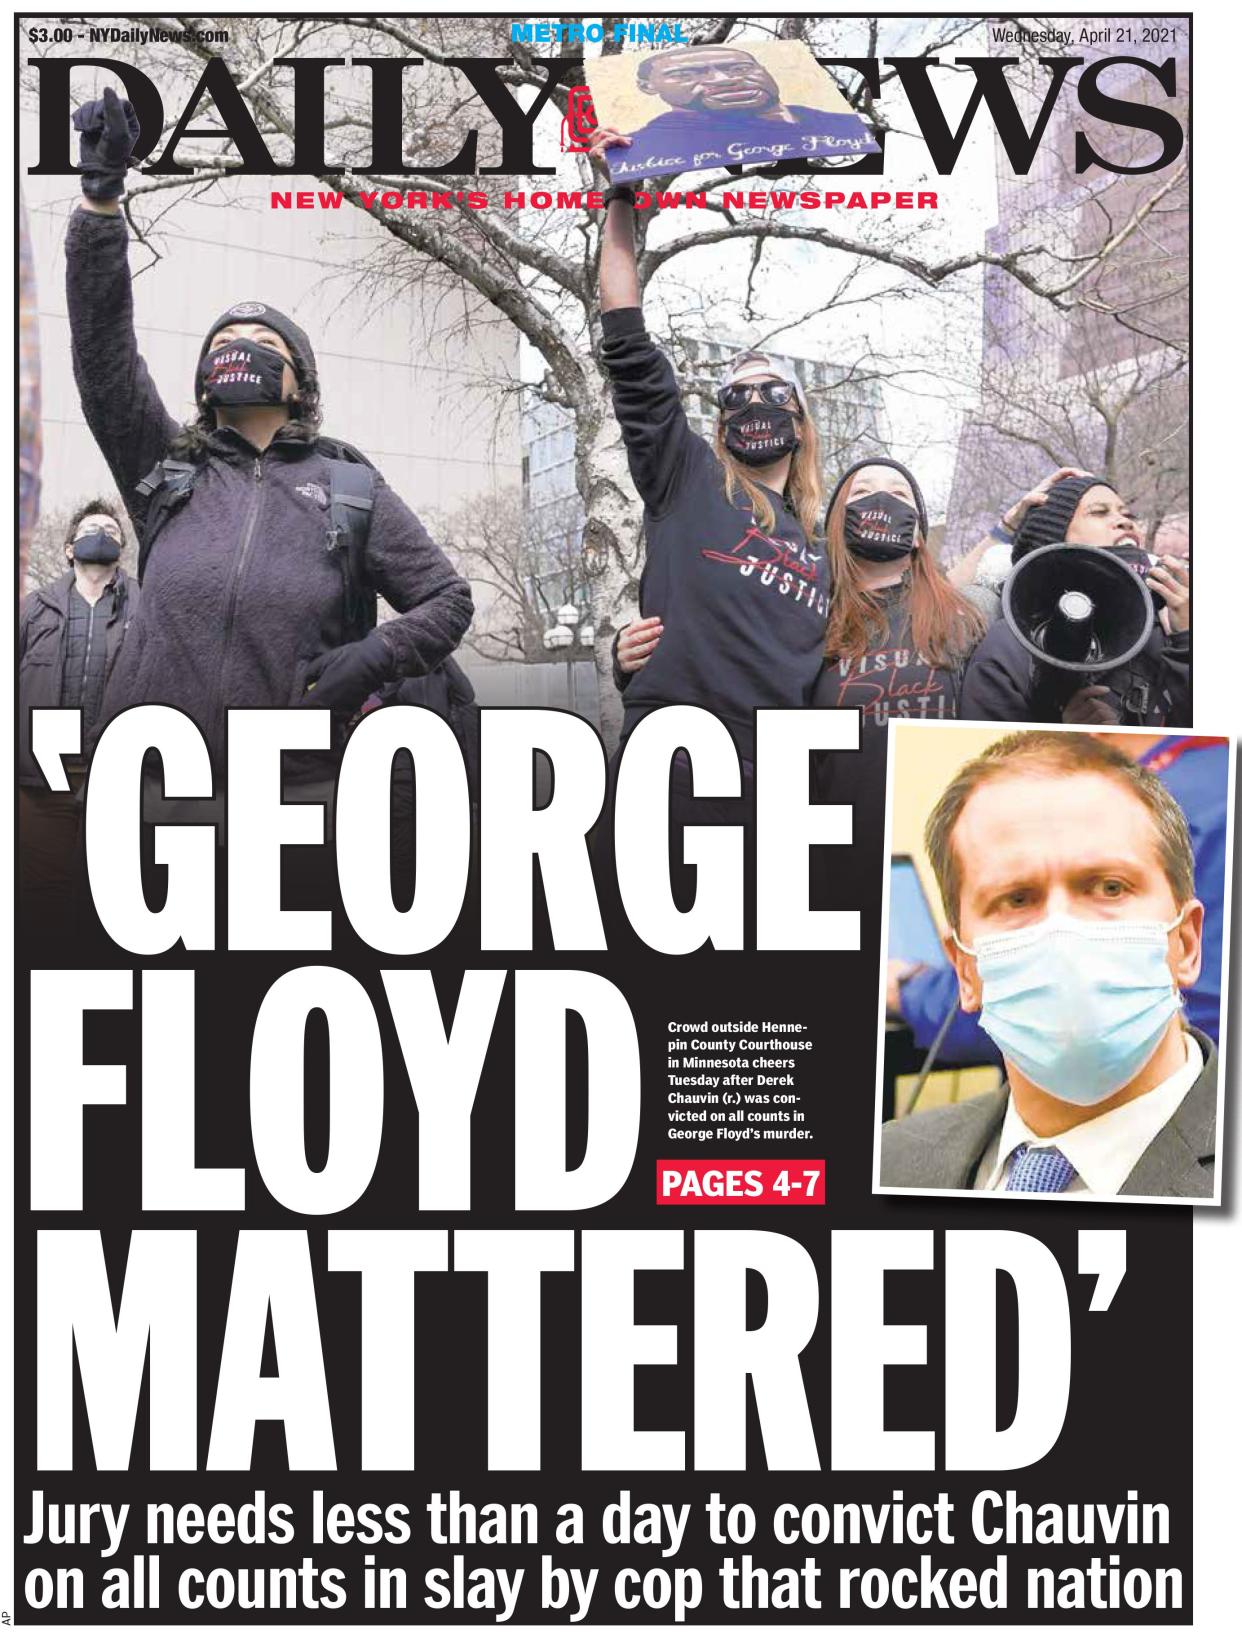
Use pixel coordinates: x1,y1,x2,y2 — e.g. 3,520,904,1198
544,602,589,714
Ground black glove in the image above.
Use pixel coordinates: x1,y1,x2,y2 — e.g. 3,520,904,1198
73,85,141,201
298,629,396,713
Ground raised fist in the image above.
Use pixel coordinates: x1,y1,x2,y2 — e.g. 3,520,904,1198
73,85,141,201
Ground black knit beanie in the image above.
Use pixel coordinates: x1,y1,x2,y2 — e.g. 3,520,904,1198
1011,474,1114,561
825,457,928,539
199,301,317,386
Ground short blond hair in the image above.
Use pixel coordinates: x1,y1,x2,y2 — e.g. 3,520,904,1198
925,731,1195,927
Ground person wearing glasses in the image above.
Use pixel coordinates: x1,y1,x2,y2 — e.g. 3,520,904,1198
591,126,828,816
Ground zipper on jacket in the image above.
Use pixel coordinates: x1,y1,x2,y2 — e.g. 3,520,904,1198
211,456,266,751
104,578,130,684
80,601,97,702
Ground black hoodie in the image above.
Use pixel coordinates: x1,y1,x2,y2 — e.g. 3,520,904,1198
600,307,827,761
65,208,473,770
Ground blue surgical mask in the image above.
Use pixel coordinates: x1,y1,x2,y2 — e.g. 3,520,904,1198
952,912,1185,1105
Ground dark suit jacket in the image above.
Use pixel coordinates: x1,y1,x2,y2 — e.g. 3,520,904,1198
879,1026,1218,1199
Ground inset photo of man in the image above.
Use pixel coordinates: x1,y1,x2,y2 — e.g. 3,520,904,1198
874,724,1231,1203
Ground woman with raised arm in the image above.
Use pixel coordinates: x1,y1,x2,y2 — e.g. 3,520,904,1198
592,129,829,813
64,88,472,778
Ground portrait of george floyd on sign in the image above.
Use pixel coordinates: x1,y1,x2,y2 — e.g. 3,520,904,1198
8,10,1213,1631
586,39,881,178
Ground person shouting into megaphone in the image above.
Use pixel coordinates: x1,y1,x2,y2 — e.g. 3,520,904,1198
959,472,1189,727
63,86,473,779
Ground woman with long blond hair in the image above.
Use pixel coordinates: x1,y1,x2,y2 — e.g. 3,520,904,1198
591,129,829,809
812,458,989,853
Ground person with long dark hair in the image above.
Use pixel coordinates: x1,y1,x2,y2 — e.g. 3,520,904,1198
64,88,473,775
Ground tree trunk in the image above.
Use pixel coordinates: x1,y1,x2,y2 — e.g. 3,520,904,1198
576,393,646,751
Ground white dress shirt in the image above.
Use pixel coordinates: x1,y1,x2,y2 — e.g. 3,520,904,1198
973,1031,1203,1196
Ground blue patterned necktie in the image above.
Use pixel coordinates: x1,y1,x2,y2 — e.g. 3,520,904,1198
1004,1142,1077,1193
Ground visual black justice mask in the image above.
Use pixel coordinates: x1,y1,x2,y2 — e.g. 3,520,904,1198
843,492,919,561
197,338,290,408
723,404,799,467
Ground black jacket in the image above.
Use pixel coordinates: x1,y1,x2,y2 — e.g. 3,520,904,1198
385,656,481,792
959,617,1190,727
880,1025,1217,1199
600,307,827,762
65,207,473,767
19,568,138,785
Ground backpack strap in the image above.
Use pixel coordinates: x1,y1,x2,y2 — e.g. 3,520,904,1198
134,458,198,583
133,447,378,636
324,456,377,640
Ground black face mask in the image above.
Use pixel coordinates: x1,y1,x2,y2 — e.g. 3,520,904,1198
723,404,799,467
71,529,121,565
198,338,289,408
844,492,919,562
1107,543,1157,574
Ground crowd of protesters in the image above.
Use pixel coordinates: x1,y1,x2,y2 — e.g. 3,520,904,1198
19,97,1192,921
591,124,1190,874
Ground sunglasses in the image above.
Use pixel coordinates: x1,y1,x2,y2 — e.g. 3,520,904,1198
717,380,798,412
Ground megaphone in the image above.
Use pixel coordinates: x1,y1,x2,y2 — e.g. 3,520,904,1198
1002,544,1154,708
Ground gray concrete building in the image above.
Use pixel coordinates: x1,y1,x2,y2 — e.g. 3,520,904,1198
678,336,891,471
942,20,1188,558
